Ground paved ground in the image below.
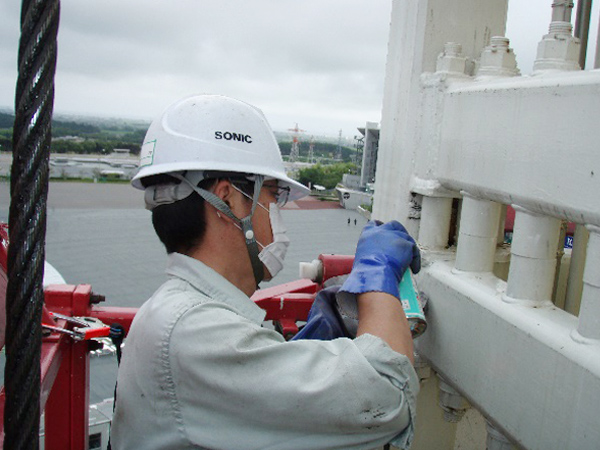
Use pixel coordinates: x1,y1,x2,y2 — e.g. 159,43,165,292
286,195,342,210
0,179,145,210
1,180,365,403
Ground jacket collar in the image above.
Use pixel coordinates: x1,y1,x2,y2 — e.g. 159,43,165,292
165,252,266,324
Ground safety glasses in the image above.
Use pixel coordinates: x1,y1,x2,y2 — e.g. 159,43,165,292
269,185,290,207
232,180,290,207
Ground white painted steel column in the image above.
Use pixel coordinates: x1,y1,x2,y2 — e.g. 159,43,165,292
419,197,453,249
504,207,561,304
373,0,508,228
574,225,600,340
455,194,501,272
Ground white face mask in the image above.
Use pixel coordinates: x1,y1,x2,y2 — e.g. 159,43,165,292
229,185,290,280
257,203,289,280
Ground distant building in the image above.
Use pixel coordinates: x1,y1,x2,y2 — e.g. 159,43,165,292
341,174,361,190
335,121,379,211
52,135,86,143
108,149,131,158
358,122,379,187
335,186,372,211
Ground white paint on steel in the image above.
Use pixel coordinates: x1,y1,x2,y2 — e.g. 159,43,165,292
455,194,501,273
419,196,453,249
534,1,580,72
414,260,600,449
476,36,520,78
373,0,509,231
504,207,561,305
376,0,600,448
575,225,600,340
436,70,600,225
436,42,468,75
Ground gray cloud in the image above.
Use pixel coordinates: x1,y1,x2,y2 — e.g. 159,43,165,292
2,0,598,137
1,0,393,136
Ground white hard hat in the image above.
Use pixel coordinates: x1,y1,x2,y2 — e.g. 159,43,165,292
131,94,309,201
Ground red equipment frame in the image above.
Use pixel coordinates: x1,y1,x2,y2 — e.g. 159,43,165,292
0,281,137,450
1,221,355,449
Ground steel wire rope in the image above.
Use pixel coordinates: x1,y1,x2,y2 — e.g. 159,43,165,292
4,0,60,449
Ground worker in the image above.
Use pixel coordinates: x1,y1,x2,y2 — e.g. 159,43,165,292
110,94,420,450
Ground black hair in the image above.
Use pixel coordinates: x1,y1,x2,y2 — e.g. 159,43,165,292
142,174,218,255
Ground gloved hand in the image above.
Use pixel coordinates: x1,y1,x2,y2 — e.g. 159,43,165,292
339,220,420,299
292,287,350,341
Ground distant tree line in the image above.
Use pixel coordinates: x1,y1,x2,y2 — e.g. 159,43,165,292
0,128,11,153
297,162,357,190
0,111,359,167
278,141,356,163
0,113,15,128
0,111,146,155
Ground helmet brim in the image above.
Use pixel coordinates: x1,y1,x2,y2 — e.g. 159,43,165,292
132,163,310,202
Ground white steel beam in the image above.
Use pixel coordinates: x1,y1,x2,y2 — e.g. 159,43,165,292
415,259,600,450
437,70,600,226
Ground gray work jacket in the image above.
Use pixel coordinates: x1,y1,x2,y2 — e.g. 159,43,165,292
111,253,419,450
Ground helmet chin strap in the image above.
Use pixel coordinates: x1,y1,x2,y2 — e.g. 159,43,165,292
174,173,265,287
237,177,265,287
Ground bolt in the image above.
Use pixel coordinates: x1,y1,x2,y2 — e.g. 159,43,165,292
90,293,106,304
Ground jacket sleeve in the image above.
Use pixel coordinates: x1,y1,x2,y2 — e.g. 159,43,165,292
168,301,419,450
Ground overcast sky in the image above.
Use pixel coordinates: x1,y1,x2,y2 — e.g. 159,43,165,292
1,0,598,137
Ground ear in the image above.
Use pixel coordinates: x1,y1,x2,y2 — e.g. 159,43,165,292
212,179,234,207
212,180,248,218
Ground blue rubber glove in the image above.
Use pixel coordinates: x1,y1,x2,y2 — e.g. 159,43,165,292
339,220,420,299
292,287,350,341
